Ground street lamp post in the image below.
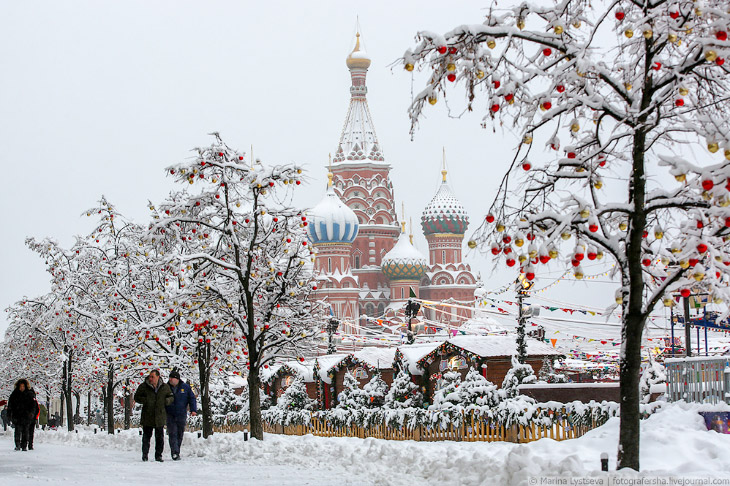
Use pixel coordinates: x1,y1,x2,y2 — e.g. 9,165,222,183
404,299,421,345
326,317,339,355
515,275,534,364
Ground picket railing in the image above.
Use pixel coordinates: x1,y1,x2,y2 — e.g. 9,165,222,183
665,356,730,404
261,409,595,444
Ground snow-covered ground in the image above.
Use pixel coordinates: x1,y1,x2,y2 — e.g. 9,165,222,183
1,402,729,485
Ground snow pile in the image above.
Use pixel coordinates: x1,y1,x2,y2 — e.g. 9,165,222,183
18,402,730,484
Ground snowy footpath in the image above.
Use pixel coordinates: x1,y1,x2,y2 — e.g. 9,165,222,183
1,402,730,486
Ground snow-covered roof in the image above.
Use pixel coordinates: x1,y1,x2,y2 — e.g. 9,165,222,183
314,353,350,382
446,335,562,359
261,360,315,383
352,347,397,370
396,342,443,375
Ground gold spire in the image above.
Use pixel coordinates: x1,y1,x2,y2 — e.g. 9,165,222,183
409,217,414,244
441,147,448,182
401,202,406,233
346,30,371,69
327,153,333,187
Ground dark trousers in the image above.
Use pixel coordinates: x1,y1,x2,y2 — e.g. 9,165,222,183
14,422,31,449
28,421,36,448
141,426,164,458
166,416,187,456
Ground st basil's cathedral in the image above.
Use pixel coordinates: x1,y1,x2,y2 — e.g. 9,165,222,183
307,33,477,337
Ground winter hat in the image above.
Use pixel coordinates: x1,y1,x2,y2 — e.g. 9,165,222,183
169,369,181,380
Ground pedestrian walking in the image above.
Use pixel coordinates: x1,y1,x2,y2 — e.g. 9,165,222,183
1,406,7,432
7,379,36,451
26,388,40,450
39,404,48,430
165,369,198,461
133,370,173,462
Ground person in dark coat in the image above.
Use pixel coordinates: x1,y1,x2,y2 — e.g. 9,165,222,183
165,369,198,461
7,379,36,451
1,406,7,432
25,389,40,450
133,370,173,462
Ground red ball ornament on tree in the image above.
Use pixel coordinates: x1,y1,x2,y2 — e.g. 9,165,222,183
702,179,714,191
567,152,576,159
717,58,725,66
543,48,552,56
493,80,501,89
556,85,565,93
615,10,625,21
486,214,495,223
697,243,708,254
526,271,535,281
491,103,500,112
717,31,728,41
447,73,456,82
589,223,599,232
642,258,651,267
522,161,532,171
437,46,447,54
448,47,457,54
506,258,516,267
680,289,691,298
669,11,680,19
541,101,552,110
675,99,684,107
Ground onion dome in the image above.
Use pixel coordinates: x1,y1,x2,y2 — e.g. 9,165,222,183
346,32,371,70
381,224,428,280
308,174,359,244
421,169,469,235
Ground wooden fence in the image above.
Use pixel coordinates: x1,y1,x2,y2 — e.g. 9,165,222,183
261,410,595,444
666,356,730,404
117,410,596,443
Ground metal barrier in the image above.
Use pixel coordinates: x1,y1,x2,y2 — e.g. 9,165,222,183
665,356,730,404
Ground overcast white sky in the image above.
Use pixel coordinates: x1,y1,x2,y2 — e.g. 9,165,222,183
0,0,636,339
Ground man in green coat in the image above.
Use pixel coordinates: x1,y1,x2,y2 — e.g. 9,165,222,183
134,370,173,462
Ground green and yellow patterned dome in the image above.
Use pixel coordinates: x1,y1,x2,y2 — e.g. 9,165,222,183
381,225,427,281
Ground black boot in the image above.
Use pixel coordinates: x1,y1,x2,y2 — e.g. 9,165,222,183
155,456,164,462
142,454,148,462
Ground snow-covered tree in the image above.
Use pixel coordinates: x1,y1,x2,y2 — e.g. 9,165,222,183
539,356,568,384
402,0,730,470
149,134,323,440
639,355,666,403
430,371,463,410
459,368,500,408
501,356,537,399
384,369,423,409
362,373,388,408
337,371,366,410
277,376,314,411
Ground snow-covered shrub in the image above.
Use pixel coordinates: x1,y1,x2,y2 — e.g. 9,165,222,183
277,377,314,412
640,359,666,404
429,371,463,411
459,368,499,409
501,356,537,399
337,371,366,410
539,357,567,384
362,373,388,409
384,370,422,409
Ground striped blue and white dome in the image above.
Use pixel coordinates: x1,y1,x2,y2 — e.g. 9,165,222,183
308,185,359,244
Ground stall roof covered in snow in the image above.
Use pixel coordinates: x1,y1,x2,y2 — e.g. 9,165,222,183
395,342,442,375
314,353,350,383
261,360,315,384
352,347,397,370
446,335,562,359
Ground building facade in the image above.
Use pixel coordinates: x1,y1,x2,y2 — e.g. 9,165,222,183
308,33,477,336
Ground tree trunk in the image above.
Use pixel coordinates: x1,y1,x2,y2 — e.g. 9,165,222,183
59,390,64,427
101,388,107,430
106,365,115,434
87,390,92,426
63,353,74,432
617,118,648,471
198,341,213,438
124,379,131,430
248,368,263,440
73,391,81,424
